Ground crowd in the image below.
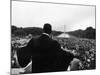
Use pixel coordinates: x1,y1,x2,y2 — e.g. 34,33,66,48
11,37,96,70
55,38,96,70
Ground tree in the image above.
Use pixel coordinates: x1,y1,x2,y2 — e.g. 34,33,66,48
11,25,17,33
14,29,26,37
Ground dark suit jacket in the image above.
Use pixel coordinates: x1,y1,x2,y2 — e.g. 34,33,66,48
17,34,74,73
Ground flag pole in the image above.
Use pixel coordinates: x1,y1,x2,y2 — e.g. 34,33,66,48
64,25,66,38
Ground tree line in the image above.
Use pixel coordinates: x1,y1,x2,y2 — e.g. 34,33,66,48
11,25,96,39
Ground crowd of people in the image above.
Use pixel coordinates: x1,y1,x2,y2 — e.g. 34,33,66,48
56,38,96,70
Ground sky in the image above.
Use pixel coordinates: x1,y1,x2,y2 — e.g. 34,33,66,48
12,0,95,32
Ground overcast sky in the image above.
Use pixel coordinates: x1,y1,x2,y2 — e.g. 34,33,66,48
12,0,95,32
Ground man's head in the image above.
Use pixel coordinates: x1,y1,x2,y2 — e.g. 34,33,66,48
43,23,52,34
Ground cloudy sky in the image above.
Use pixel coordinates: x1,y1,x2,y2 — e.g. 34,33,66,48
12,0,95,32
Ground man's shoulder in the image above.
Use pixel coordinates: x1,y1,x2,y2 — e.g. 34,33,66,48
50,38,59,44
49,39,61,48
30,36,40,41
27,37,40,47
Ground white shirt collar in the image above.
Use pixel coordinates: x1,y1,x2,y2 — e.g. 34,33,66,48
42,33,49,37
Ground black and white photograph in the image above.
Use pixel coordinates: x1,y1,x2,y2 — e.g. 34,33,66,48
11,0,96,74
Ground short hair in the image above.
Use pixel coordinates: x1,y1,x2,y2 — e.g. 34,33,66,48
43,23,52,34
